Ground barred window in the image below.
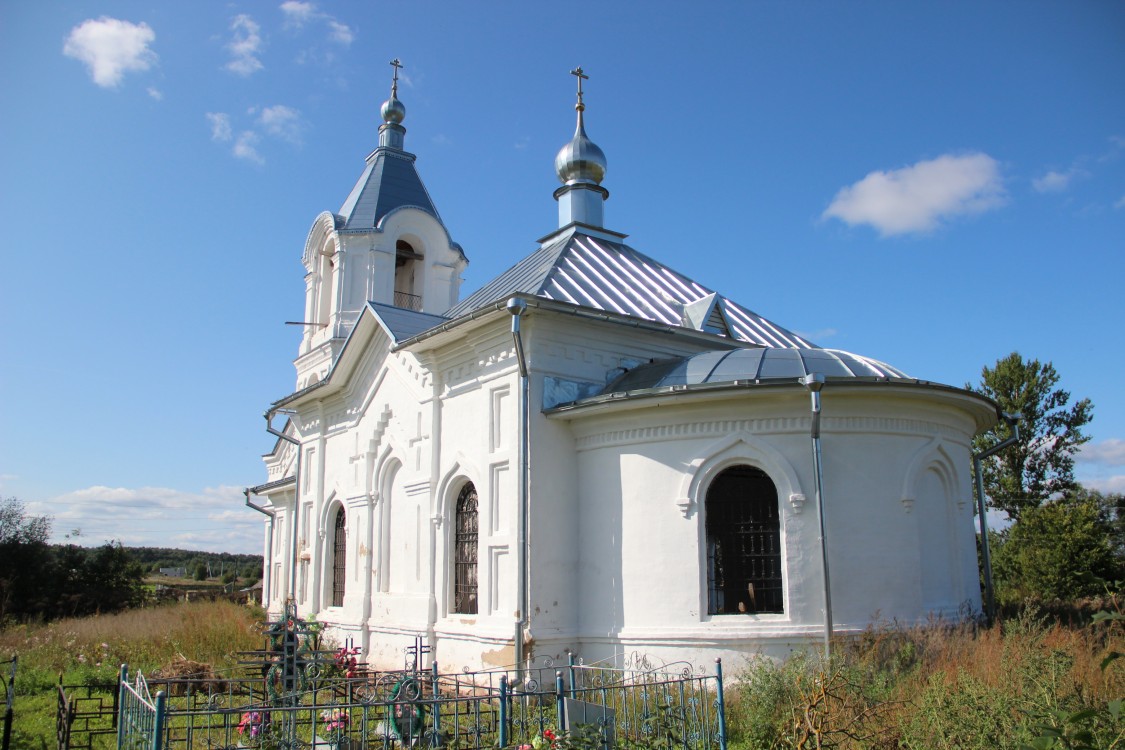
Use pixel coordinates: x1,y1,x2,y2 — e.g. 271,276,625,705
331,507,346,607
705,466,783,614
454,483,478,614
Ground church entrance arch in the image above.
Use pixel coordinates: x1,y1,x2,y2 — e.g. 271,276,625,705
704,466,783,615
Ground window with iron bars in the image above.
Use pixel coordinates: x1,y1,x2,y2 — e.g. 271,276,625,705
454,483,478,614
705,465,783,614
332,507,346,607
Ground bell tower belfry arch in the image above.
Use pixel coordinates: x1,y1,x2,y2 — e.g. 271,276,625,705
293,59,468,388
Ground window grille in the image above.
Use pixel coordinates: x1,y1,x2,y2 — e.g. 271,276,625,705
705,466,783,614
454,483,479,614
332,507,346,607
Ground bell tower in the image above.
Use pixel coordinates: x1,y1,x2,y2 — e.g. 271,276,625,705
293,59,468,389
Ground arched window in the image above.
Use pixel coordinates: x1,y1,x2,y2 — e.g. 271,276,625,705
394,239,423,311
453,483,478,614
705,466,783,614
331,506,346,607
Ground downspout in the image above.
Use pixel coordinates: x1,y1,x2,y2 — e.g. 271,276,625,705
802,373,832,661
244,488,275,608
267,409,303,614
973,411,1021,625
507,298,530,683
426,369,444,667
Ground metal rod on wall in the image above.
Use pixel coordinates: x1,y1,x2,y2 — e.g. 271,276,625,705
802,373,832,661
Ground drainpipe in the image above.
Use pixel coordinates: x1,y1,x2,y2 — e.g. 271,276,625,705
244,488,275,608
507,298,530,683
802,373,832,661
266,408,303,615
973,411,1020,625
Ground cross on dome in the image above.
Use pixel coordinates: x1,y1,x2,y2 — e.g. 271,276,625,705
381,58,406,127
571,66,588,111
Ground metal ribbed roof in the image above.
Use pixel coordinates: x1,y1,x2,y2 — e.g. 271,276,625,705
337,148,439,231
602,348,910,394
447,229,814,348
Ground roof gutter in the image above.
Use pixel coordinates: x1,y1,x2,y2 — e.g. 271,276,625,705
546,376,999,424
393,294,756,353
243,487,277,610
265,407,303,614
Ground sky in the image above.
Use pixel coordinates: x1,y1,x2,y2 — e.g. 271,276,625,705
1,2,1123,554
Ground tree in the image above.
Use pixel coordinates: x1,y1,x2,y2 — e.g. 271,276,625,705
991,487,1124,604
0,497,53,620
968,352,1093,520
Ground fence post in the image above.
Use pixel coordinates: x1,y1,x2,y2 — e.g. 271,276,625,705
116,664,129,749
150,691,167,750
567,652,577,699
555,671,566,733
714,659,727,750
499,675,508,748
2,654,15,750
431,660,440,748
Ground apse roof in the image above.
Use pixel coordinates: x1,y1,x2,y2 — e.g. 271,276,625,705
446,228,814,349
337,148,439,232
603,348,910,394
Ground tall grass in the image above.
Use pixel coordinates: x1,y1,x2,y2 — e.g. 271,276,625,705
727,607,1125,749
1,600,264,691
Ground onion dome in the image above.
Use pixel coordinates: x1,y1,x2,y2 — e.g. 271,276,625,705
381,93,405,125
555,68,607,185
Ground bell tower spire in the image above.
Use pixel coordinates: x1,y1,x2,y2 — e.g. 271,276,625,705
379,58,407,150
553,66,608,229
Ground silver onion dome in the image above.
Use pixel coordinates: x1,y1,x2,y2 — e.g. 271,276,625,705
381,95,406,124
555,111,606,185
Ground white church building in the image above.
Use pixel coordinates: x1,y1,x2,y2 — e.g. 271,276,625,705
248,65,1001,670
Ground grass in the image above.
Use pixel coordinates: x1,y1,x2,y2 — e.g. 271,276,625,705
726,606,1125,749
2,599,265,749
6,600,1125,749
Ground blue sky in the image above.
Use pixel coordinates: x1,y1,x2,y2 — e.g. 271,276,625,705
1,2,1122,554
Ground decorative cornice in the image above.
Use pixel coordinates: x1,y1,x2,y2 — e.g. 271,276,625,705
576,416,967,452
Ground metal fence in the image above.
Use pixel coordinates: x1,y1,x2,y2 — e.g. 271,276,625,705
112,654,726,750
2,655,15,750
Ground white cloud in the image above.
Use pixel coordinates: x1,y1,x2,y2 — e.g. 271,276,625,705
258,104,303,144
794,328,838,342
28,485,263,553
146,87,163,100
326,20,354,46
1032,167,1088,194
225,14,264,76
233,131,264,164
281,2,354,48
1115,195,1125,211
1079,438,1125,467
1032,170,1072,193
280,0,316,27
63,17,157,88
206,112,232,142
822,152,1006,236
431,133,452,147
1083,476,1125,495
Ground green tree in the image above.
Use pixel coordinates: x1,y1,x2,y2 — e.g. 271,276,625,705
194,563,208,581
991,487,1123,604
0,497,53,620
968,352,1093,520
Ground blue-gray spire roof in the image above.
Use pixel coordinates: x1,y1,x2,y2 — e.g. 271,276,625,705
447,228,816,349
336,149,440,231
